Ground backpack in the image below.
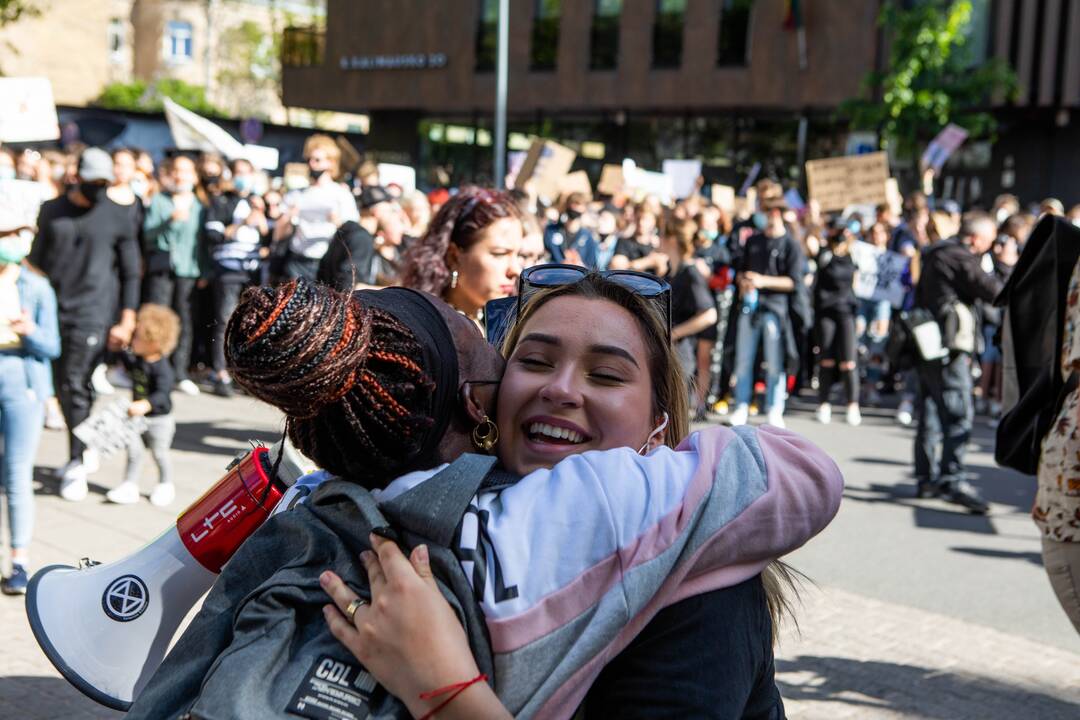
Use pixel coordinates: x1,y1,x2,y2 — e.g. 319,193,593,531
129,454,511,720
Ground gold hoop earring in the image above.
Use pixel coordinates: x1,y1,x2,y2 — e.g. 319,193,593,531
471,415,498,452
450,270,459,289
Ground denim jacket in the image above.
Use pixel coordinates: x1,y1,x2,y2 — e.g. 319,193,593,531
0,268,61,400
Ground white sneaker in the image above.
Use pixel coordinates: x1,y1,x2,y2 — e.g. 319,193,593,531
728,404,749,427
54,457,80,480
59,464,88,502
815,403,832,424
106,482,140,505
896,399,914,426
82,448,100,475
91,363,115,395
846,405,862,426
150,482,176,507
177,379,201,396
766,408,786,429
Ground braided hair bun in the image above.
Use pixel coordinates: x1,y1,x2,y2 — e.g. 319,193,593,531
226,279,436,487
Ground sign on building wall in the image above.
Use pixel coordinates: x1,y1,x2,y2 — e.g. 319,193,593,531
339,53,448,71
805,152,890,212
0,78,60,143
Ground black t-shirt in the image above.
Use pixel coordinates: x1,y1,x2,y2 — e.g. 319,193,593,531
669,262,714,327
584,577,784,719
734,232,805,317
613,237,653,264
122,351,175,416
317,221,377,291
813,250,857,313
31,195,141,328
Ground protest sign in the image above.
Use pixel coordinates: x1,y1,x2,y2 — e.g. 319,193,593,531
0,179,48,228
737,162,762,196
597,164,625,196
662,159,703,199
73,400,150,459
921,124,968,172
0,78,60,142
558,170,593,199
784,188,806,211
711,184,736,214
805,152,890,212
622,159,673,202
377,163,417,193
514,139,576,204
850,241,909,308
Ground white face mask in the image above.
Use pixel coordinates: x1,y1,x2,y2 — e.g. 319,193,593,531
638,412,670,455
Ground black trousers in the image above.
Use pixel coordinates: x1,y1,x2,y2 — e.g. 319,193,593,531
211,273,256,374
914,353,974,485
144,272,198,382
55,324,106,461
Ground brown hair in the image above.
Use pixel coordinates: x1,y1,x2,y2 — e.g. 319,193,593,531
500,274,690,449
135,304,181,357
666,217,698,259
225,280,436,487
400,186,521,298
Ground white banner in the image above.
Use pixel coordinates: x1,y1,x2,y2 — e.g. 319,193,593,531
0,78,60,142
850,241,909,308
377,163,417,194
662,159,702,199
164,98,278,170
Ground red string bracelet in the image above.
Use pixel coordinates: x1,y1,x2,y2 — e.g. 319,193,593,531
417,673,488,720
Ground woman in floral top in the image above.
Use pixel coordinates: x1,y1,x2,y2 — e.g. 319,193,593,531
1036,256,1080,633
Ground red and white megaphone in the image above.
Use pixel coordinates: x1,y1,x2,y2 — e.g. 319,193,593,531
25,440,310,711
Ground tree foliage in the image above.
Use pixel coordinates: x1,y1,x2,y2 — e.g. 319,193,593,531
0,0,37,26
215,19,281,119
841,0,1017,163
95,78,223,117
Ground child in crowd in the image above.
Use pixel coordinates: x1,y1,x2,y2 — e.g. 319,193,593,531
105,304,180,507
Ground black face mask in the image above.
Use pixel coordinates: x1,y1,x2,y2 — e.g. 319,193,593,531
565,208,582,222
202,173,221,187
79,182,108,204
310,167,328,181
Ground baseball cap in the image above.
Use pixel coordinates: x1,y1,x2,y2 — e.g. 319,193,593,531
358,185,392,210
78,147,115,183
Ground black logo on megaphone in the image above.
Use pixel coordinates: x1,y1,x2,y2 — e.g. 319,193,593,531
101,575,150,622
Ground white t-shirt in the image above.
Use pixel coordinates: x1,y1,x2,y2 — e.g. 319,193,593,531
284,182,359,259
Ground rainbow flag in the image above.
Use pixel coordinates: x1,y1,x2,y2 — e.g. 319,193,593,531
784,0,804,30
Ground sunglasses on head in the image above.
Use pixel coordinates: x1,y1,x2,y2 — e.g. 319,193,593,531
517,264,672,342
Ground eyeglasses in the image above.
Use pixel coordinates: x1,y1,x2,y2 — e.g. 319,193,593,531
517,264,672,342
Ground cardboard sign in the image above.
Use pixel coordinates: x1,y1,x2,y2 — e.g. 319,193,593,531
711,184,736,214
73,400,149,459
921,124,968,172
850,241,909,309
662,159,703,199
377,163,417,194
514,139,576,204
805,152,890,212
598,164,625,196
0,78,60,142
557,170,593,199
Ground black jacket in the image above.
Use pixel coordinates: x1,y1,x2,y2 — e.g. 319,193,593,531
914,237,1002,316
317,221,377,291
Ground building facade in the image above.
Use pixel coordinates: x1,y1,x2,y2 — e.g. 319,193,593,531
282,0,1080,204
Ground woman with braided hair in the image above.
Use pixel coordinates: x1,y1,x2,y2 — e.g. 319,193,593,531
401,186,525,327
131,273,841,720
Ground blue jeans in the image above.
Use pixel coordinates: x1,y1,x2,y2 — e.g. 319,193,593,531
0,356,44,551
734,309,786,412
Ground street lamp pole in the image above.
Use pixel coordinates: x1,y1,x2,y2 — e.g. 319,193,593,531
494,0,509,187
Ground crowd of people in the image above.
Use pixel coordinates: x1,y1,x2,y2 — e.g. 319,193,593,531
0,136,1077,604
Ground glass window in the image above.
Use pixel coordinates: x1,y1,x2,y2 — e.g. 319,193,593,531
475,0,498,72
531,0,561,71
590,0,622,70
164,20,193,62
652,0,686,69
108,18,125,60
717,0,753,67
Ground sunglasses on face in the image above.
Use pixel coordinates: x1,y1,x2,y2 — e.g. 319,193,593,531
517,264,672,342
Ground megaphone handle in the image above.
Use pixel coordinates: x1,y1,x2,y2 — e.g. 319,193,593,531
176,447,285,573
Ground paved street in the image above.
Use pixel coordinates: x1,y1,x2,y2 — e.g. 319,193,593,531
1,391,1078,719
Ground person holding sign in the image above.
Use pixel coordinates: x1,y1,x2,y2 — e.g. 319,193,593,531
0,208,60,594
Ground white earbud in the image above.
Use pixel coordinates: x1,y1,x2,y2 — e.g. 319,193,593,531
638,412,670,455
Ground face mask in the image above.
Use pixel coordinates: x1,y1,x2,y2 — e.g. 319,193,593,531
310,168,328,181
233,175,255,194
0,167,15,181
565,208,582,222
752,212,767,230
174,182,195,194
79,182,108,204
638,412,670,455
703,229,719,242
130,177,149,199
0,229,33,265
202,173,221,186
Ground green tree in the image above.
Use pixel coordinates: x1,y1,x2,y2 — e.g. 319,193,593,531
0,0,37,26
95,78,223,117
841,0,1017,166
215,19,280,119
